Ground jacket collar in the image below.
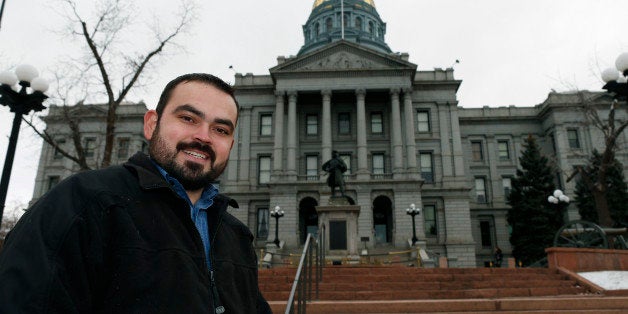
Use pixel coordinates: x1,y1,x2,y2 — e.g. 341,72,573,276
123,152,239,209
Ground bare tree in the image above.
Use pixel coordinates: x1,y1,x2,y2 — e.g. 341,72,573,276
568,92,628,227
26,0,195,170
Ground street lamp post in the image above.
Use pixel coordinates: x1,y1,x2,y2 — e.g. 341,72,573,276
0,64,48,226
270,205,284,247
406,203,421,246
547,189,570,224
601,52,628,101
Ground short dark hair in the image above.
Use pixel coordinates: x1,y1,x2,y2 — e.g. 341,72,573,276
155,73,239,121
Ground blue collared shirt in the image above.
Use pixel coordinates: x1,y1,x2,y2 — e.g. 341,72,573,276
152,161,218,270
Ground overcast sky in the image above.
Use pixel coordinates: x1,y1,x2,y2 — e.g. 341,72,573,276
1,0,628,216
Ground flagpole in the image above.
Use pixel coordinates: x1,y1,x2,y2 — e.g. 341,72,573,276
340,0,344,39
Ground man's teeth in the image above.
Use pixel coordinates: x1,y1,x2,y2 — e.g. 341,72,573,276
184,151,206,159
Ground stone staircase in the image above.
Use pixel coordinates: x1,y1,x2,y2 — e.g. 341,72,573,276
259,266,628,313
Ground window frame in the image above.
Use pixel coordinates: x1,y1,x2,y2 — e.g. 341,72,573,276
370,112,383,134
256,207,270,240
471,141,484,162
259,113,273,136
567,129,581,149
497,140,510,161
423,204,437,237
83,137,97,158
305,154,319,181
117,137,130,159
475,177,487,203
306,114,318,136
338,112,351,135
416,110,430,132
420,152,434,183
372,153,385,175
258,156,271,184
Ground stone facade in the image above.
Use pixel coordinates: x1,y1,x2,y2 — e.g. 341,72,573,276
31,0,628,267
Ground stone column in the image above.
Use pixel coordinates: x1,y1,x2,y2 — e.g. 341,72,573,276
449,106,465,178
390,88,403,178
272,91,285,177
355,89,369,180
403,88,418,175
238,107,251,182
321,90,332,163
439,104,453,177
286,91,298,178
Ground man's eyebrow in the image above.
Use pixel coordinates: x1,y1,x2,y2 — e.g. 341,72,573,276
173,104,235,131
215,118,235,132
173,104,205,119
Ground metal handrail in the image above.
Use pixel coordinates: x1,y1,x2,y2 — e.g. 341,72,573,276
284,230,323,314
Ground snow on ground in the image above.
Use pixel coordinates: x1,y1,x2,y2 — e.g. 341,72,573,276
578,271,628,290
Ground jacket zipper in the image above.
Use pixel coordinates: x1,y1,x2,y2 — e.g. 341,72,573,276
209,212,225,314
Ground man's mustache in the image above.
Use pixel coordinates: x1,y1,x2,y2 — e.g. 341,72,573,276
176,141,216,164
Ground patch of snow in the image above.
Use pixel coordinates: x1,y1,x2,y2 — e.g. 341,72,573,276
578,271,628,290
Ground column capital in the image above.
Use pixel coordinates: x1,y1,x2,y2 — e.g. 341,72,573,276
274,90,285,97
402,87,413,95
355,88,366,96
321,89,332,96
287,90,298,98
389,88,400,95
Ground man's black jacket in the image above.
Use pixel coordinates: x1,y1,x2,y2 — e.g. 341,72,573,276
0,152,271,313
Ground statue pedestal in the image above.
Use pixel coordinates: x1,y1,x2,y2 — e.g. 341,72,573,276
316,196,361,261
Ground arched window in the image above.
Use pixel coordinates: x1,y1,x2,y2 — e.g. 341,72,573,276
355,17,362,30
373,196,393,243
299,197,319,244
343,14,349,28
368,21,374,34
326,17,333,31
315,23,320,36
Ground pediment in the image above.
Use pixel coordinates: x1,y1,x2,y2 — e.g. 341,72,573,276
270,41,416,74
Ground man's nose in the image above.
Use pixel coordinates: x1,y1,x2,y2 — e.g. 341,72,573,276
194,125,213,143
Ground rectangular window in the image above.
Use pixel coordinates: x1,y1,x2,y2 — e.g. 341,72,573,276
498,140,510,160
338,113,351,135
502,177,512,197
306,155,319,181
47,176,60,192
424,205,437,236
339,153,352,174
471,141,483,161
420,152,434,183
260,114,273,136
256,207,269,240
567,129,580,149
475,177,487,203
372,153,385,175
306,114,318,135
370,112,383,134
417,110,430,132
84,137,96,158
53,139,65,160
480,220,493,248
258,156,271,184
117,138,130,159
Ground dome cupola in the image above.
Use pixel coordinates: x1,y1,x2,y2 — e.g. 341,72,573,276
299,0,391,56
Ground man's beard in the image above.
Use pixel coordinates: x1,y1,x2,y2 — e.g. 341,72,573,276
149,126,227,190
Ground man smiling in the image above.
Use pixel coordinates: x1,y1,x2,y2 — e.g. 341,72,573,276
0,73,271,313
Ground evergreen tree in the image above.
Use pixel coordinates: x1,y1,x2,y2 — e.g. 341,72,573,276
507,135,563,266
575,150,628,227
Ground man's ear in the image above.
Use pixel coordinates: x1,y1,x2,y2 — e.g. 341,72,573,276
144,110,158,140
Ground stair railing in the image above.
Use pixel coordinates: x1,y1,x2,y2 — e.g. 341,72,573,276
284,229,323,314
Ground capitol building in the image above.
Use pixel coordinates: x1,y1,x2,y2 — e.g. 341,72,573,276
32,0,627,267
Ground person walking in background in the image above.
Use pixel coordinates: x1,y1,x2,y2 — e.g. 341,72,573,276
0,73,271,313
494,246,503,268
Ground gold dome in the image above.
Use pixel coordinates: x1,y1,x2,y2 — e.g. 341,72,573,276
313,0,375,9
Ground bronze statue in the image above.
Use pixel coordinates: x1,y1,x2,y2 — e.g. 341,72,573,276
322,151,347,196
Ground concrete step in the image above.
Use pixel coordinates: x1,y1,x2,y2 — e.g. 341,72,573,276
267,296,628,313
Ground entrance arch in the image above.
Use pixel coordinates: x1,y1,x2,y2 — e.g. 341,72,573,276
299,197,319,244
372,195,393,244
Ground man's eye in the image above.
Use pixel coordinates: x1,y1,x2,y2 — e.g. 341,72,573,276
180,116,194,123
214,127,230,135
